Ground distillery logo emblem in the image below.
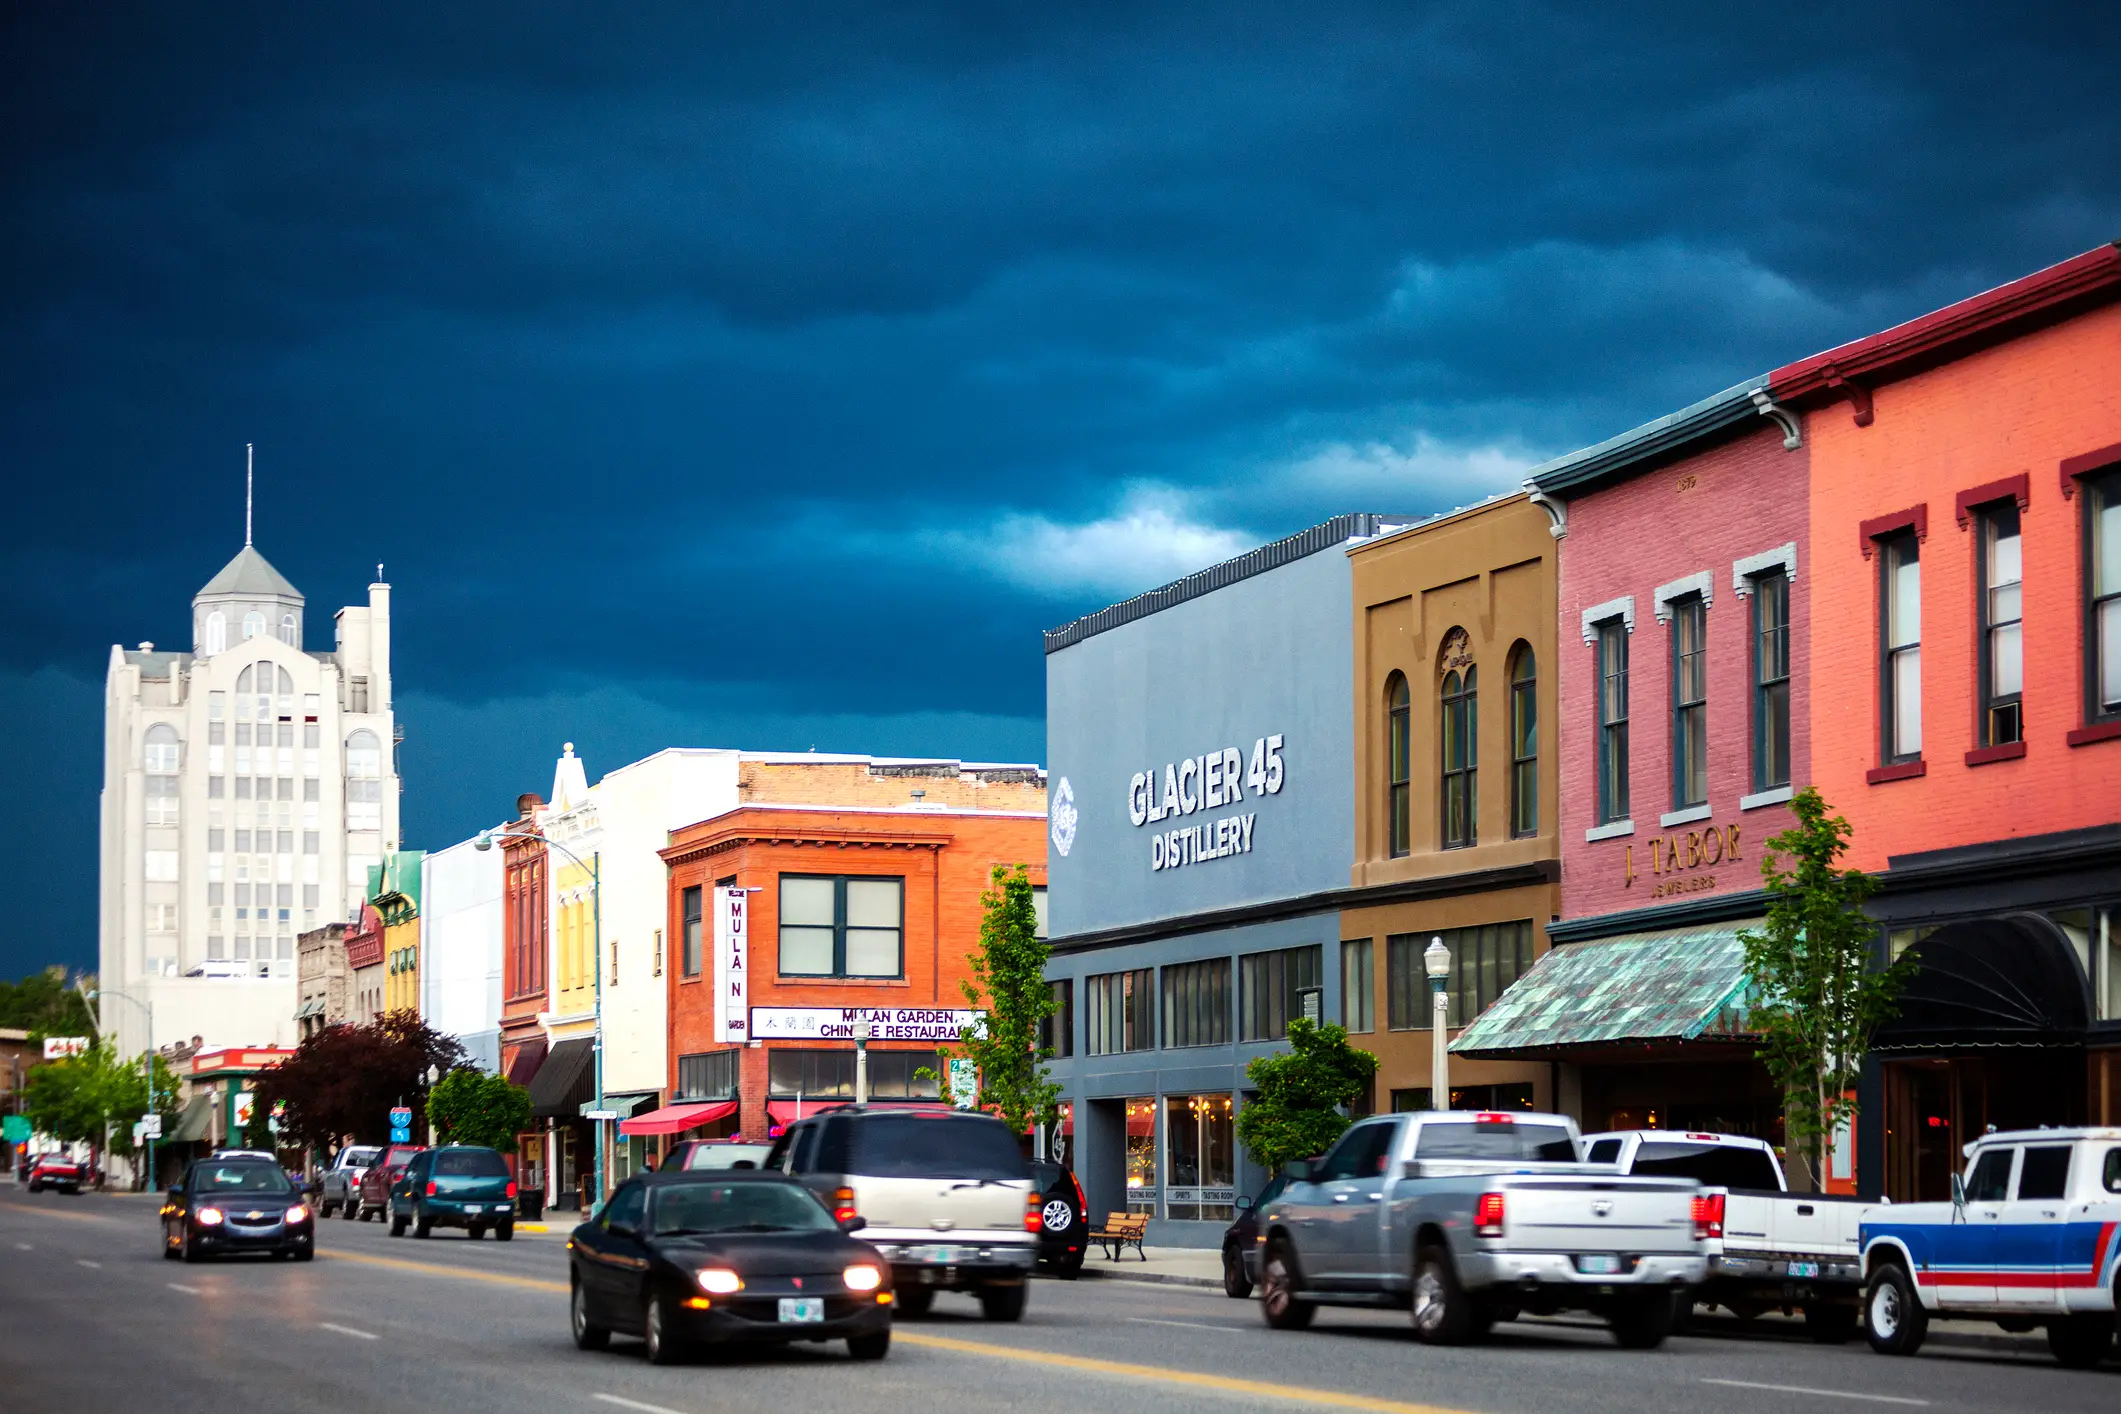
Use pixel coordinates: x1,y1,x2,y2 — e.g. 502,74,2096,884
1129,734,1284,872
1049,776,1077,858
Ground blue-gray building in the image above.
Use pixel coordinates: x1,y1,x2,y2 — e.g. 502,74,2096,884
1042,514,1404,1245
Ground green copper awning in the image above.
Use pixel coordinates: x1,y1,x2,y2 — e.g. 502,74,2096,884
1450,921,1758,1059
167,1092,214,1145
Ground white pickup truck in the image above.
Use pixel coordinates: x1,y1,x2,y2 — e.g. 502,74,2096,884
1256,1110,1709,1348
1584,1129,1868,1340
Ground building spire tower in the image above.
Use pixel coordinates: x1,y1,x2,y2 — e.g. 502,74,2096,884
245,443,254,547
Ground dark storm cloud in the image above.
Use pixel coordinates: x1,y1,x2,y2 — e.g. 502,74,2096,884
4,2,2118,972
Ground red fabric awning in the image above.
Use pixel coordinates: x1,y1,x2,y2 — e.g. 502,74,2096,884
619,1100,738,1137
765,1099,848,1134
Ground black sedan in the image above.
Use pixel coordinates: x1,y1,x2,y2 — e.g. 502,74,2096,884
568,1171,894,1365
1219,1173,1288,1298
162,1157,314,1262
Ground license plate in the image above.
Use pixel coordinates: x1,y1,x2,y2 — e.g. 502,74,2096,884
924,1245,964,1263
1787,1260,1819,1278
1577,1254,1623,1275
778,1297,825,1323
463,1205,482,1214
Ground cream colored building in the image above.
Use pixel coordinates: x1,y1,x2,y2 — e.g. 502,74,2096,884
99,542,400,1059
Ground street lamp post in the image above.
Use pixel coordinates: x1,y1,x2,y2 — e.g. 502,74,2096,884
425,1064,439,1145
1423,937,1451,1112
852,1020,871,1105
475,827,604,1206
87,988,155,1188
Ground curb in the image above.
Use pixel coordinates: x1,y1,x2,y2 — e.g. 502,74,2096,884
1074,1263,1221,1289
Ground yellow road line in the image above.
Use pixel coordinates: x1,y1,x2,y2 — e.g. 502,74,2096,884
0,1199,117,1225
322,1247,567,1293
892,1331,1480,1414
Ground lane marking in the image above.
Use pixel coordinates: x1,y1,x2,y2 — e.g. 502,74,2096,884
14,1242,31,1250
1127,1316,1246,1334
75,1259,102,1269
592,1396,689,1414
168,1283,203,1295
0,1202,113,1225
892,1331,1479,1414
321,1322,379,1341
1700,1379,1930,1407
321,1248,566,1293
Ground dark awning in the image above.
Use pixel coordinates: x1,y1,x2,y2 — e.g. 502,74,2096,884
1873,913,2090,1050
505,1037,547,1087
528,1037,595,1119
167,1092,214,1145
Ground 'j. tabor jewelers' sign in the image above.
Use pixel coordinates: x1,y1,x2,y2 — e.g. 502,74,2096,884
1128,734,1284,872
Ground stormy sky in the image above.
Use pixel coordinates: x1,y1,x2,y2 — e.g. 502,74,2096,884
5,3,2117,978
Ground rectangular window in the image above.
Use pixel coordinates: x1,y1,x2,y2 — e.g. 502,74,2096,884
1388,922,1534,1029
674,1050,737,1100
2090,471,2121,721
767,1048,939,1100
1670,595,1707,809
1031,885,1049,940
1979,503,2024,746
349,676,369,714
1162,958,1232,1048
144,775,180,825
777,875,904,979
1085,968,1154,1055
1596,620,1630,822
1341,938,1375,1034
1039,979,1074,1058
680,885,703,978
1751,570,1792,791
1238,945,1322,1042
1883,534,1922,761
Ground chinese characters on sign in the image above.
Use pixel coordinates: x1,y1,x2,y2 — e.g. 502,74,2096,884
714,886,749,1043
1127,733,1285,873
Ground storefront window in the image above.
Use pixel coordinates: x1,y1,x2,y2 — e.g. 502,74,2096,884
1124,1098,1157,1215
1391,1083,1533,1113
1163,1094,1235,1221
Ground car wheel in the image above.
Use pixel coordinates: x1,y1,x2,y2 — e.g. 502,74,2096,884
390,1211,408,1238
1864,1263,1927,1356
979,1282,1027,1322
644,1292,687,1365
2047,1313,2115,1369
294,1246,315,1263
181,1227,202,1264
468,1225,486,1240
162,1231,180,1261
893,1286,934,1318
496,1223,515,1242
847,1329,891,1360
319,1199,335,1219
570,1279,611,1352
414,1216,433,1239
1222,1245,1254,1300
1609,1292,1675,1349
358,1204,373,1222
1259,1242,1315,1331
1056,1252,1084,1282
1803,1301,1859,1345
1411,1246,1483,1345
343,1201,358,1221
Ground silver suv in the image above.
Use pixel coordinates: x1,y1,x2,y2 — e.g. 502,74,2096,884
768,1107,1037,1321
320,1145,382,1219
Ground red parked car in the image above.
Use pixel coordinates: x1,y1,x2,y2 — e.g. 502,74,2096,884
354,1143,425,1221
26,1153,86,1195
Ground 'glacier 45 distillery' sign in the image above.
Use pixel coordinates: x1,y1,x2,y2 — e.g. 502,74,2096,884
1127,734,1284,872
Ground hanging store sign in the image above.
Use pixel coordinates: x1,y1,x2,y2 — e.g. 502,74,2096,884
714,886,750,1043
748,1007,983,1043
1128,734,1284,874
42,1037,89,1060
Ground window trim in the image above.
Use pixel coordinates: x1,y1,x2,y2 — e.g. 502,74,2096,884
1971,497,2025,758
776,873,906,980
1439,661,1477,850
2068,457,2121,744
1385,672,1411,857
1593,617,1630,827
1666,592,1708,811
1748,568,1792,794
1869,524,1926,782
1507,644,1537,839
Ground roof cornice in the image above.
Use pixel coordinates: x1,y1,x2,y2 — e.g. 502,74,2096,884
1523,375,1772,500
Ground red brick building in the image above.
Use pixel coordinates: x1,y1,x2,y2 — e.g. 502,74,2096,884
497,793,552,1196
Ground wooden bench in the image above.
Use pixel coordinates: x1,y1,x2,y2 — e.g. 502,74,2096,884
1089,1210,1149,1261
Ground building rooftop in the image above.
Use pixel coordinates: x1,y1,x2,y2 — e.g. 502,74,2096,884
196,544,303,602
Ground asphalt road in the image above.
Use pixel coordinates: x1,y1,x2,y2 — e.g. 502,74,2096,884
1,1186,2113,1414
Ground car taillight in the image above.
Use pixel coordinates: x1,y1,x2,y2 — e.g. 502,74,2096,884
1026,1192,1043,1233
425,1181,438,1197
1070,1169,1086,1215
832,1186,858,1223
1474,1191,1506,1237
1691,1192,1725,1240
505,1180,517,1198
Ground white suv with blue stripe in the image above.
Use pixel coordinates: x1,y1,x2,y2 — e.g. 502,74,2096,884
1860,1127,2121,1367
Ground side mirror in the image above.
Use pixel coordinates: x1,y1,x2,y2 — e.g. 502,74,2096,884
166,1188,183,1204
1281,1159,1314,1185
607,1220,636,1239
839,1215,868,1233
1950,1171,1966,1210
1234,1195,1254,1212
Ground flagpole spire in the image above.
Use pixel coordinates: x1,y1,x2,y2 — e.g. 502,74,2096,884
245,443,254,547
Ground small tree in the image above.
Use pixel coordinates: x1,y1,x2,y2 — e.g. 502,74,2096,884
1739,787,1918,1191
934,865,1061,1138
1235,1018,1379,1175
19,1042,177,1167
252,1012,467,1151
427,1069,533,1151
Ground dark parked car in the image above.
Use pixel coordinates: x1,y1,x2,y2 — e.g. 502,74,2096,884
355,1142,425,1221
1029,1160,1085,1279
568,1170,894,1364
388,1145,518,1239
1219,1174,1289,1298
26,1153,85,1195
161,1157,313,1262
661,1139,774,1172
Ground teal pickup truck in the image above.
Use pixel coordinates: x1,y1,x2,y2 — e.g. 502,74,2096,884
389,1145,519,1240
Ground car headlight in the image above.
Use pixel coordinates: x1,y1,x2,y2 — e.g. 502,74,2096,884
197,1207,225,1226
696,1268,743,1295
286,1204,310,1224
843,1264,883,1292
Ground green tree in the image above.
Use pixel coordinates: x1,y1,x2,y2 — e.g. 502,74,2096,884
19,1042,177,1155
1235,1018,1379,1175
1739,787,1918,1192
427,1068,533,1151
0,966,96,1038
934,865,1060,1137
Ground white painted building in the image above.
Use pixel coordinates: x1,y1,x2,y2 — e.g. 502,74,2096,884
99,542,400,1059
421,835,506,1073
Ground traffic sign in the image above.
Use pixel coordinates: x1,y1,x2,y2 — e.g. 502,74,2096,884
140,1113,162,1140
389,1106,412,1129
948,1057,979,1110
389,1126,412,1144
2,1115,30,1144
580,1110,620,1122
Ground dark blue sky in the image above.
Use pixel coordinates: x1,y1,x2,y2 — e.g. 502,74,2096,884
5,4,2117,978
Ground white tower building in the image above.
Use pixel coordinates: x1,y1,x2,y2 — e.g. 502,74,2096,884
98,541,400,1058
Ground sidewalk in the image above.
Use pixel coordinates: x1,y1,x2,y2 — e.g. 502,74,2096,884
1075,1244,1224,1288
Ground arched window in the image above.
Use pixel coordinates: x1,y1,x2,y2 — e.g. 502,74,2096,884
1385,673,1411,857
204,612,227,656
242,611,265,640
144,724,181,824
144,723,181,774
346,729,382,832
1440,648,1477,850
1508,644,1538,838
276,664,295,718
279,613,298,647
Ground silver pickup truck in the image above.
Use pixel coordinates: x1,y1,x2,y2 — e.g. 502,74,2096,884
1257,1110,1708,1347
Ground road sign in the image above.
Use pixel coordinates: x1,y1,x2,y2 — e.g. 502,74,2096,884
140,1113,162,1140
390,1126,412,1144
948,1057,979,1110
389,1106,412,1129
580,1110,620,1122
1,1115,30,1144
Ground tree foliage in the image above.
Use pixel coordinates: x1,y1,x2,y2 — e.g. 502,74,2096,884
19,1041,178,1154
935,865,1060,1137
1235,1018,1379,1174
0,966,96,1038
1739,787,1918,1191
427,1068,533,1152
251,1012,466,1151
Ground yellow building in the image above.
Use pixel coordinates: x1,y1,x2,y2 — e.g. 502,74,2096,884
368,851,424,1018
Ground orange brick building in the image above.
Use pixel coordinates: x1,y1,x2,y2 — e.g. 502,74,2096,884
1772,242,2121,1198
659,763,1046,1141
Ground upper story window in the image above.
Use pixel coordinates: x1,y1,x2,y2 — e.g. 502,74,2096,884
1238,944,1322,1042
1439,635,1477,850
1978,503,2024,747
1669,596,1707,810
1385,672,1411,857
1039,979,1074,1058
278,613,298,647
345,728,382,831
144,724,181,825
144,722,182,775
1750,570,1791,792
348,676,370,714
1595,620,1630,823
778,874,903,978
1161,958,1231,1049
1507,644,1537,838
2088,470,2121,723
1881,535,1922,762
1084,968,1153,1054
681,885,703,977
204,612,227,656
242,611,265,640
